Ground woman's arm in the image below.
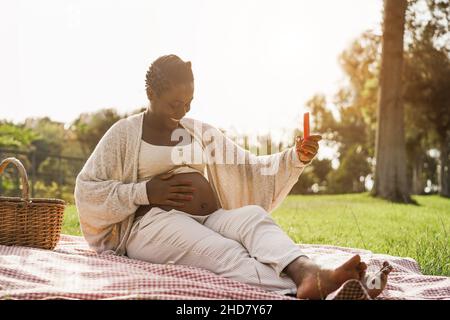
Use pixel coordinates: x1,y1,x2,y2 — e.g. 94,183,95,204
75,177,149,225
74,119,149,228
203,126,310,213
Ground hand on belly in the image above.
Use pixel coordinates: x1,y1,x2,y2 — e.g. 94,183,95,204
136,172,220,217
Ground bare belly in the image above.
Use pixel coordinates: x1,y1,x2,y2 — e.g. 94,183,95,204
135,172,220,218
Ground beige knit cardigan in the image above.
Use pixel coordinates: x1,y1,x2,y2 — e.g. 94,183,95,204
74,112,310,255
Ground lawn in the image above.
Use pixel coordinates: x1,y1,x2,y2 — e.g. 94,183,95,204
62,193,449,276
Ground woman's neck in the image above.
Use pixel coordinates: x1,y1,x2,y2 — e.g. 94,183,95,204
144,109,168,132
144,109,181,133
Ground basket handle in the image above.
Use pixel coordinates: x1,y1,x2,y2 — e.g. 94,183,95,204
0,157,30,201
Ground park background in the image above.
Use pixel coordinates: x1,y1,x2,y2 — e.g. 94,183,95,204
1,0,449,276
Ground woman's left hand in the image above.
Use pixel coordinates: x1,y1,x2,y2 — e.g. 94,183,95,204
295,134,322,164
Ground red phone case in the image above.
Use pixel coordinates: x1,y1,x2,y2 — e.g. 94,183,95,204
303,112,310,139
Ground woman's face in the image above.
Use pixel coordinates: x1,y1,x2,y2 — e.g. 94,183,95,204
149,82,194,129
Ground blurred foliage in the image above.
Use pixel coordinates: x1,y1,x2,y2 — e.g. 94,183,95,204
0,122,38,149
1,0,448,198
70,108,122,157
292,0,449,196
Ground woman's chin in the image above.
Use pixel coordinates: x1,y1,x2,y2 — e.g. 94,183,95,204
166,118,181,129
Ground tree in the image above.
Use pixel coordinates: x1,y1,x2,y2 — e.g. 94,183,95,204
327,145,371,194
338,31,381,159
0,122,37,150
405,0,450,197
71,108,122,157
24,117,67,168
372,0,412,203
404,41,450,196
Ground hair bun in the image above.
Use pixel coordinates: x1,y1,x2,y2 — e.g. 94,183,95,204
146,55,194,99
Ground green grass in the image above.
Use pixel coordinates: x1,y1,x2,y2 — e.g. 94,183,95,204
62,205,82,237
62,193,450,276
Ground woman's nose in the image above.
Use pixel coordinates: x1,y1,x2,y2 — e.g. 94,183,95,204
172,102,190,119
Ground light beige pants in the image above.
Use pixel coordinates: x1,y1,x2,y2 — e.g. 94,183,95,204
125,204,306,295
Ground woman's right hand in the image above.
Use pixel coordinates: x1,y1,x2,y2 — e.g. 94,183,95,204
145,171,196,207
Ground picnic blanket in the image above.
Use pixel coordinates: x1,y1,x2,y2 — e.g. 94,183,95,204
0,235,449,300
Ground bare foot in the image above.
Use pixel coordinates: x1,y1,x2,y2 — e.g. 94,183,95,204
361,261,393,299
295,255,367,300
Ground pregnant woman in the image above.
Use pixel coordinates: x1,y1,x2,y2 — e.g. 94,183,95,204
75,54,391,299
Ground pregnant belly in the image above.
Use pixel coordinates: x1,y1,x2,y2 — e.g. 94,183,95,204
136,172,220,217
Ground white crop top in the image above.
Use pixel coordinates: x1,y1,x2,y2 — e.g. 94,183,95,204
137,138,207,183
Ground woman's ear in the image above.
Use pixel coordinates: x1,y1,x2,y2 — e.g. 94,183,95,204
147,88,155,101
186,61,191,68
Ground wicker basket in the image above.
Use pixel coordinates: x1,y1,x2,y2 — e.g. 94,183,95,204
0,157,65,250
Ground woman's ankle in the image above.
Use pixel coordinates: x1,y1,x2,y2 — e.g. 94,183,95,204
284,256,320,286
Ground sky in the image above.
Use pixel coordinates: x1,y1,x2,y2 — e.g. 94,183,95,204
0,0,382,144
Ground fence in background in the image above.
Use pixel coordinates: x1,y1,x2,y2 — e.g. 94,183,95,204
0,148,86,202
0,136,288,202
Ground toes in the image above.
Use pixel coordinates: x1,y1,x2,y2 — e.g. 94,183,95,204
358,262,368,271
381,261,393,275
359,269,367,280
333,255,365,284
341,255,361,269
357,262,367,280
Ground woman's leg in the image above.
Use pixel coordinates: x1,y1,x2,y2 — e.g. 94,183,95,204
203,205,379,299
125,207,297,293
203,205,306,276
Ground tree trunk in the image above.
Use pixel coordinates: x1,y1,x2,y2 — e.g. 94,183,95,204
439,135,450,197
411,154,425,195
372,0,412,203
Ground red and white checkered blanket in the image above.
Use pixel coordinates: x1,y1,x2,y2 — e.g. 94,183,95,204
0,235,449,300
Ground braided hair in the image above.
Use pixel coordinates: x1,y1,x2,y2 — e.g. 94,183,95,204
145,54,194,100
